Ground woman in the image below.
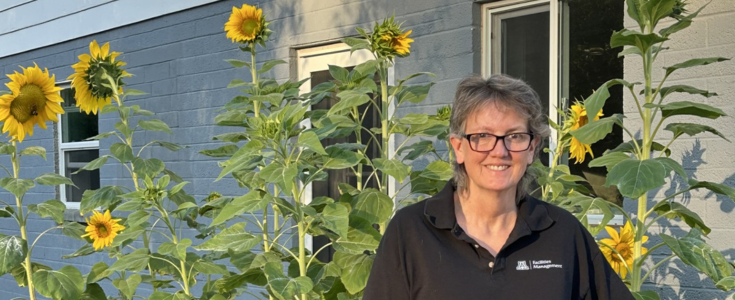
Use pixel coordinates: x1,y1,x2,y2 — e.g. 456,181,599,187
363,74,634,300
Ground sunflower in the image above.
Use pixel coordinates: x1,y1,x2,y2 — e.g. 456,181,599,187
381,29,414,56
568,102,603,164
224,4,269,44
68,40,129,115
82,210,125,250
370,16,414,60
599,221,647,279
0,64,65,142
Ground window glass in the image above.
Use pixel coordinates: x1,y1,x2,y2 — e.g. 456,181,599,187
58,87,100,205
564,0,624,206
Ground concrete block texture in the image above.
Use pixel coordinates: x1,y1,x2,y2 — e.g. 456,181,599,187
623,1,735,299
0,0,732,299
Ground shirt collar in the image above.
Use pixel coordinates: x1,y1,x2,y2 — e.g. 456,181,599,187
423,181,555,232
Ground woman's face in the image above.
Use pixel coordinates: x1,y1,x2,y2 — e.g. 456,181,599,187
450,103,537,197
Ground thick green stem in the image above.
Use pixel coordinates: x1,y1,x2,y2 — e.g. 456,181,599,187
632,25,655,291
12,143,36,300
292,183,307,300
379,64,390,194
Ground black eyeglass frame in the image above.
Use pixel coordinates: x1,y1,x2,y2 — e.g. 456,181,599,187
461,132,535,152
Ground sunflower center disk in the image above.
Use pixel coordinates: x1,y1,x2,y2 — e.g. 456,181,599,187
241,19,260,37
96,223,110,238
614,243,631,262
10,84,46,123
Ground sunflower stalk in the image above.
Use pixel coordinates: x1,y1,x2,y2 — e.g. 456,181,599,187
10,142,37,300
564,1,735,296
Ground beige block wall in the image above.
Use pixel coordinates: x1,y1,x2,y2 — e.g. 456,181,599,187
623,1,735,298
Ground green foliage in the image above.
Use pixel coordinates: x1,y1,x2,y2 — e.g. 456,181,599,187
32,266,85,300
548,0,735,296
0,234,27,274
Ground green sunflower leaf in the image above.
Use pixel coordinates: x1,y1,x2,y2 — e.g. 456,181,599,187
35,173,74,187
0,143,16,155
209,190,268,227
643,101,727,120
112,274,141,300
32,265,84,300
109,248,151,272
632,291,660,300
665,57,730,78
350,188,393,225
62,244,97,259
372,158,411,183
199,145,239,158
61,221,88,242
79,186,124,214
610,29,667,54
570,114,624,145
664,123,729,142
659,85,717,100
86,262,113,284
225,59,251,68
0,177,35,198
334,252,374,294
0,234,27,274
20,146,46,160
194,223,262,252
661,229,735,285
81,283,107,300
652,199,710,235
605,158,667,199
132,157,165,178
28,199,65,224
72,155,110,174
258,59,287,74
139,119,173,134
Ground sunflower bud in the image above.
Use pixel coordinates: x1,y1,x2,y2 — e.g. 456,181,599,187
435,105,452,121
369,16,414,60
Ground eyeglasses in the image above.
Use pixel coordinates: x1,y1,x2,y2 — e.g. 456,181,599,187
462,132,534,152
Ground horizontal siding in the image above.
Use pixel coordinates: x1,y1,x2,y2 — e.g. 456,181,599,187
0,0,220,58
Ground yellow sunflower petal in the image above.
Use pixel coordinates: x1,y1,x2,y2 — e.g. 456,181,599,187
604,226,620,242
90,40,100,58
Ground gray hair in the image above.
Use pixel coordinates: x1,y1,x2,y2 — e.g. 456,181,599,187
449,74,551,201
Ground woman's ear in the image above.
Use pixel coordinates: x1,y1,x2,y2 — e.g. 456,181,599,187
526,137,541,164
449,135,465,165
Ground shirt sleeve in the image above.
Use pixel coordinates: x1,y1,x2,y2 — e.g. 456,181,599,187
363,215,411,300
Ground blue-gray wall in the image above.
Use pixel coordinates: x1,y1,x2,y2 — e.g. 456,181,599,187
1,0,733,299
0,0,479,298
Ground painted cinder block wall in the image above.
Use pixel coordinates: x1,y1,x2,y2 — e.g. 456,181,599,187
0,0,479,298
0,0,733,298
621,0,735,299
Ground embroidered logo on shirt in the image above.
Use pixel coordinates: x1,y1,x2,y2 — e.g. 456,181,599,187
532,260,563,269
516,260,563,270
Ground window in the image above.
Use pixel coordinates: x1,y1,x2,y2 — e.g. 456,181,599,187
57,85,100,209
297,44,394,261
483,0,624,224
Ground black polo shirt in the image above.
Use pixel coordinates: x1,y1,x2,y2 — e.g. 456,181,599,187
363,182,635,300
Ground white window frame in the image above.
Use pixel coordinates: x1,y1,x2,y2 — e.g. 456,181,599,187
296,43,396,251
482,0,560,165
56,81,100,210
